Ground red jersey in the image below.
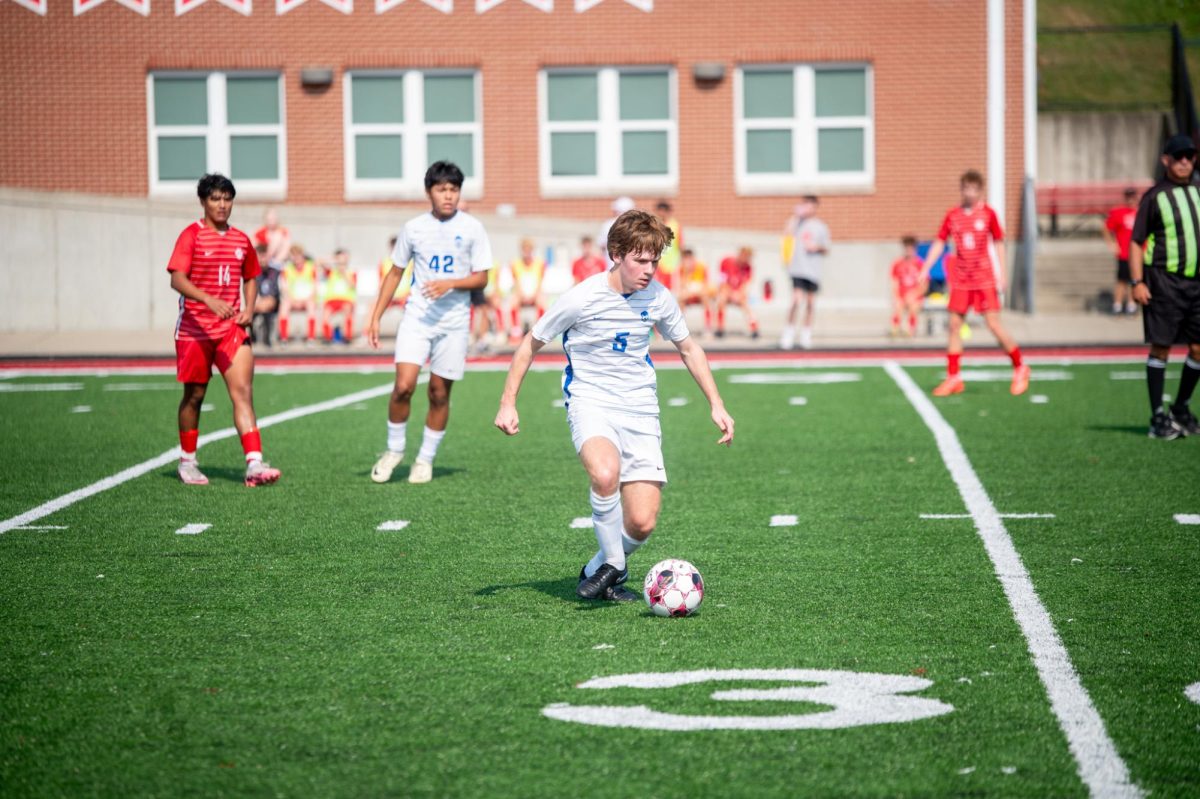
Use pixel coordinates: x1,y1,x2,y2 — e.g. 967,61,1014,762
891,256,923,292
572,254,606,283
720,256,752,290
1104,205,1136,260
168,221,260,341
937,204,1003,290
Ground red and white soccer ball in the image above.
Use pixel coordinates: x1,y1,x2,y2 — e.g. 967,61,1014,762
643,558,704,617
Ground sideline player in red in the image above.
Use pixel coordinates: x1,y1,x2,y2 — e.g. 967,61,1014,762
921,170,1029,397
168,173,281,487
1102,187,1140,315
890,236,924,337
715,246,760,339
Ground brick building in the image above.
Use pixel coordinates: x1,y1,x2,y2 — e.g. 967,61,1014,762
1,0,1031,236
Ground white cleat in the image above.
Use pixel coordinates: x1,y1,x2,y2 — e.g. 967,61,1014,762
371,451,404,483
244,460,281,487
178,459,209,486
407,459,433,484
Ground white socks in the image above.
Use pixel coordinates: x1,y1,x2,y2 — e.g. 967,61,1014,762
416,426,445,465
590,489,625,571
584,530,643,578
386,420,407,454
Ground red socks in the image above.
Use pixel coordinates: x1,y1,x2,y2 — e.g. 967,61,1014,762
1009,347,1023,368
279,318,289,340
948,353,962,377
179,429,199,459
241,429,263,463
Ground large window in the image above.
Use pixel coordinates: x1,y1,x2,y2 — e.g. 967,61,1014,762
148,72,286,198
344,70,483,201
539,67,677,197
735,64,873,194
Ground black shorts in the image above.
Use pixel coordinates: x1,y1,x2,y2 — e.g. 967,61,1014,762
791,277,819,293
1143,269,1200,345
469,288,487,306
1116,258,1131,282
257,268,281,300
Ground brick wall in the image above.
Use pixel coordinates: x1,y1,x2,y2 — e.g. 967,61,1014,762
0,0,1026,239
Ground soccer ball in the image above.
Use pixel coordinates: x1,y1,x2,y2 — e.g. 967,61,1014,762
643,558,704,617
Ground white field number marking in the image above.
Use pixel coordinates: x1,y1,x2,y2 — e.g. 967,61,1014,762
1185,682,1200,705
543,669,953,731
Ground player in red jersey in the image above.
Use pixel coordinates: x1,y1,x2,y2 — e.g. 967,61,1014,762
1102,187,1140,315
920,170,1029,397
167,173,281,487
890,236,924,338
715,246,760,339
571,236,607,284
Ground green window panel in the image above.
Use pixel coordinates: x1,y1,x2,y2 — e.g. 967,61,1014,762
622,131,668,175
424,75,475,123
815,69,867,118
158,136,206,181
227,77,279,125
550,132,597,176
154,78,207,126
352,77,405,125
619,72,669,121
817,128,865,172
231,135,279,180
355,134,404,179
547,73,598,122
746,129,792,173
743,71,793,119
427,133,474,176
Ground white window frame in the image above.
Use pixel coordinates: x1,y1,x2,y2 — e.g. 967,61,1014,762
147,71,287,200
343,69,484,202
538,66,678,198
734,63,874,196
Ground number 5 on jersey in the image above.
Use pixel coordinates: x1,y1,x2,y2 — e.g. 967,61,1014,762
612,332,630,352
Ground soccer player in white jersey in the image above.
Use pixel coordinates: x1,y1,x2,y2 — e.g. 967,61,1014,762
495,210,735,601
366,162,493,484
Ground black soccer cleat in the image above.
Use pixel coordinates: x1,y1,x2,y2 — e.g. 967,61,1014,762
603,584,641,602
576,563,623,600
1170,405,1200,437
1149,410,1182,440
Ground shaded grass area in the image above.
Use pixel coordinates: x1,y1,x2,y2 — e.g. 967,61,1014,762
1040,1,1200,111
1,364,1197,796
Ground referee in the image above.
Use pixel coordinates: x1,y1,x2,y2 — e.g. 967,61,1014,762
1130,133,1200,439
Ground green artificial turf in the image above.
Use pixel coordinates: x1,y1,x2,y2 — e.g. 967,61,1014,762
1,361,1197,797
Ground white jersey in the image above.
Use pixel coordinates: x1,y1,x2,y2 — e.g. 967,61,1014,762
390,210,492,332
532,273,690,416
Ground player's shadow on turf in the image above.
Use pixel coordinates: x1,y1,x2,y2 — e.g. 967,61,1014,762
353,466,466,481
475,577,621,610
1085,424,1154,436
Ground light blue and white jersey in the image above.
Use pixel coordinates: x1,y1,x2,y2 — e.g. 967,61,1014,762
391,210,493,332
532,273,690,416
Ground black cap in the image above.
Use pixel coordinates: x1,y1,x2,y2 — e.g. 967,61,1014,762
1162,134,1197,157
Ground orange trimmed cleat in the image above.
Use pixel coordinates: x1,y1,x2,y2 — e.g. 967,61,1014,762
1010,363,1031,396
932,375,965,397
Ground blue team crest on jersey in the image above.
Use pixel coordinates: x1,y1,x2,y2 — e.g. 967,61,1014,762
454,235,465,251
640,310,650,322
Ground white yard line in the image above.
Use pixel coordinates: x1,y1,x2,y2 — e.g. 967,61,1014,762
0,382,397,535
884,361,1141,799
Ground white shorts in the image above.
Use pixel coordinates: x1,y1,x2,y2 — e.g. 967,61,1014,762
567,401,667,484
393,314,468,381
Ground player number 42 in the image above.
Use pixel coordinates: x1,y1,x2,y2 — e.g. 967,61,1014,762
429,254,455,274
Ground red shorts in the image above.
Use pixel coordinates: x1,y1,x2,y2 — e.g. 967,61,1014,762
947,286,1001,315
324,299,353,314
175,326,249,384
